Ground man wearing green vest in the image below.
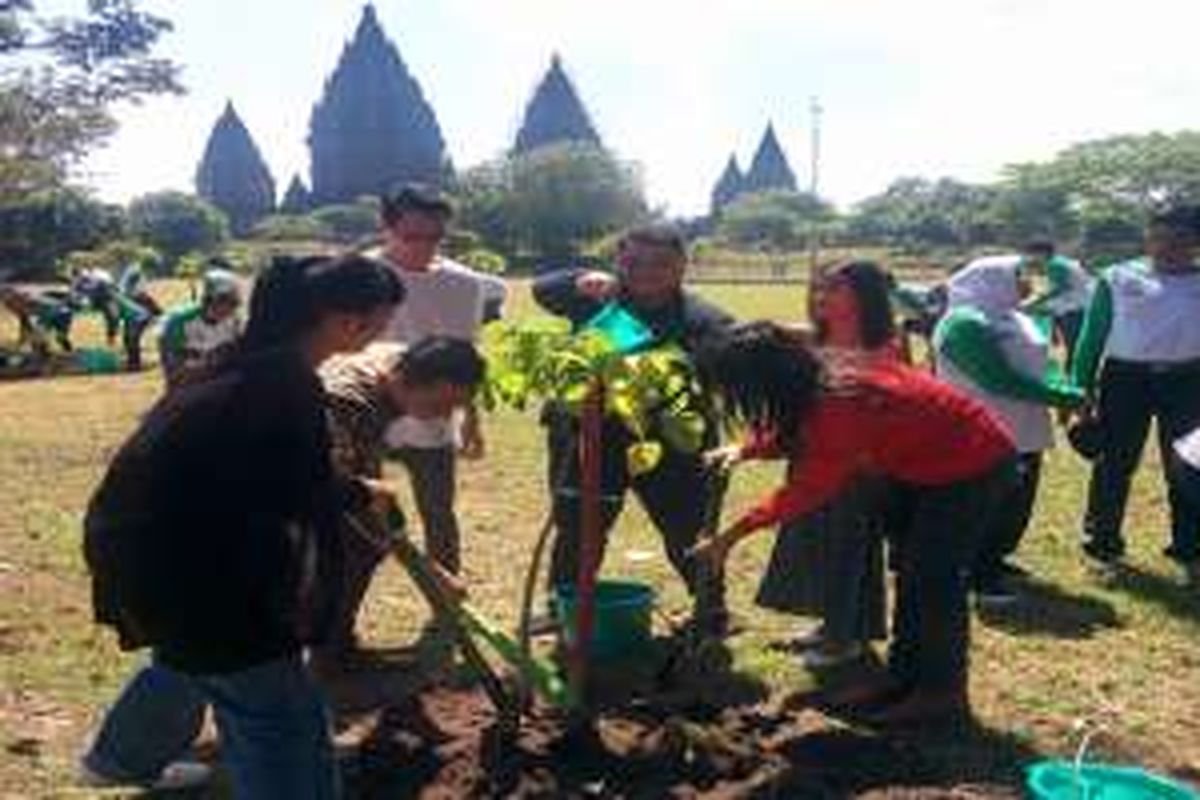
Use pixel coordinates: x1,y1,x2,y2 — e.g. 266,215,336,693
1072,206,1200,586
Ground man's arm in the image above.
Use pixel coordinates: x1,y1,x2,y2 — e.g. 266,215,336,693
531,268,609,324
1071,277,1114,395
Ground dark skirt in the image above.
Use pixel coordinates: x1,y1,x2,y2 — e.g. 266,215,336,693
755,479,888,642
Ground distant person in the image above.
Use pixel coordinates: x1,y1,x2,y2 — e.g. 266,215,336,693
934,256,1084,603
317,338,485,665
1071,206,1200,586
533,224,736,634
157,266,243,389
694,322,1015,724
1018,240,1094,368
117,260,163,318
72,267,121,344
81,254,405,797
756,261,897,667
1,285,75,359
371,184,507,579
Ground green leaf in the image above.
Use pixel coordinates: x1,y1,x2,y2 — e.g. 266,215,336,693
626,441,663,476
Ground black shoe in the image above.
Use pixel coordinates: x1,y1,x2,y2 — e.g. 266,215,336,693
973,576,1019,607
997,561,1031,580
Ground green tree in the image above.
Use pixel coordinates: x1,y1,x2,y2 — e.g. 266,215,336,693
503,143,645,259
308,197,380,243
0,1,182,201
0,187,125,278
717,190,832,250
128,191,228,269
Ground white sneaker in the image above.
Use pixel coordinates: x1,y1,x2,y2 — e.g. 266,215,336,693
790,624,826,650
80,759,213,791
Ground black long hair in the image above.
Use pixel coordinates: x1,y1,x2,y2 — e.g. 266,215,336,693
699,321,825,452
239,254,405,357
817,260,896,349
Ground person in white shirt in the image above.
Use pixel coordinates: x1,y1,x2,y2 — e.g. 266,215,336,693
372,184,507,577
1071,205,1200,585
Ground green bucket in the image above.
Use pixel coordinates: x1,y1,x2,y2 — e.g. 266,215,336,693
553,579,655,660
581,303,656,355
75,347,121,374
1026,760,1198,799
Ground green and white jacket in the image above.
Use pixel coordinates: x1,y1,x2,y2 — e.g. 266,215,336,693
934,256,1083,453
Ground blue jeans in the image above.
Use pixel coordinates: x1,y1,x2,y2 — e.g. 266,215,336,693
84,654,339,799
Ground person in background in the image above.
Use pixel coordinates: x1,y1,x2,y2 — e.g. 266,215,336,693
1019,240,1094,368
1071,206,1200,587
695,322,1015,724
72,267,121,344
934,257,1085,604
157,266,243,389
80,254,405,798
533,223,736,634
889,277,947,368
373,184,507,578
756,261,896,667
1,284,76,358
317,338,486,665
117,260,163,319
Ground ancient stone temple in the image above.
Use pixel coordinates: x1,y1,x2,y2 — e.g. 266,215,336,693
280,174,312,215
742,122,798,194
194,101,275,234
308,4,447,205
513,54,602,154
710,154,745,214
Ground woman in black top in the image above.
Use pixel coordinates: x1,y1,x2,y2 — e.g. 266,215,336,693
81,255,404,798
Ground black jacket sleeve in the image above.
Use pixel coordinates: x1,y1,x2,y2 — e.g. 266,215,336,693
679,292,737,353
532,268,604,325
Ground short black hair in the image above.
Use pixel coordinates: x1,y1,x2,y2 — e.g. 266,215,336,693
1149,204,1200,238
400,336,486,388
381,183,454,226
1021,239,1056,258
621,223,688,259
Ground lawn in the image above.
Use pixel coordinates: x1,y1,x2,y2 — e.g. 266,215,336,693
0,278,1197,797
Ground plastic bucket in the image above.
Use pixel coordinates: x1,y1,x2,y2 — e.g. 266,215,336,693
1026,760,1198,799
581,303,656,355
553,579,655,660
75,348,121,374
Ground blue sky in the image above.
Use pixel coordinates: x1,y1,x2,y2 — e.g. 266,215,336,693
74,0,1200,215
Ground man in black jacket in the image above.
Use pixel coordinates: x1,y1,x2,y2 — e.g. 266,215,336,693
534,224,736,633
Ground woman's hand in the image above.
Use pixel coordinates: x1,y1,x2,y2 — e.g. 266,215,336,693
361,478,402,524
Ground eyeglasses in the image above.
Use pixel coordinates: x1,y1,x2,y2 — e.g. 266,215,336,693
399,231,444,244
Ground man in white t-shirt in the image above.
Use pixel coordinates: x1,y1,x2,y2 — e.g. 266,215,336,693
373,184,507,575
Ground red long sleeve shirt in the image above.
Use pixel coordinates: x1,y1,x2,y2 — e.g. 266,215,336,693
738,361,1014,532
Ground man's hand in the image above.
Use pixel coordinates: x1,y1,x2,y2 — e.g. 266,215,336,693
432,563,468,606
703,444,746,473
575,270,619,301
689,527,736,568
459,406,485,461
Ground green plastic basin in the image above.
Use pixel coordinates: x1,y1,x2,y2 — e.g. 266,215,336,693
553,579,655,660
1026,760,1198,800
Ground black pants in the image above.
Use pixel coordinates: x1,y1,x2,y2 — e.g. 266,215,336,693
971,452,1042,584
394,446,461,574
888,460,1010,692
1083,359,1200,564
545,414,725,609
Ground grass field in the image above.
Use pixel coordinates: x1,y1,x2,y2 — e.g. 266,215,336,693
0,279,1197,797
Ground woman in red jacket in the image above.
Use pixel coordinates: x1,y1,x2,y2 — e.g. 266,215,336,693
695,321,1015,724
